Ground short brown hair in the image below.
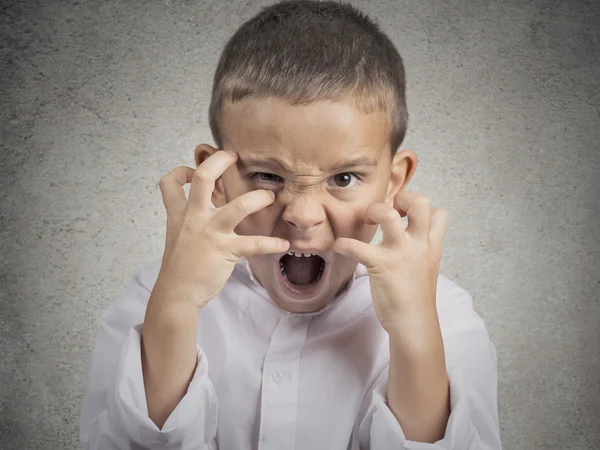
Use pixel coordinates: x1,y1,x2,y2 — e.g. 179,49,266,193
208,0,408,155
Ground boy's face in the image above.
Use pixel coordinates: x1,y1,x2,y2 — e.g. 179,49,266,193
196,96,416,313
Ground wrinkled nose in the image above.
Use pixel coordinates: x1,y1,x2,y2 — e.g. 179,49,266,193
281,195,325,233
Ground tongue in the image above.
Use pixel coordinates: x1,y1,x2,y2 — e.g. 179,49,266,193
282,255,321,285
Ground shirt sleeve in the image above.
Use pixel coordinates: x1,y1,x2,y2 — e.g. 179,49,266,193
79,265,219,450
357,289,502,450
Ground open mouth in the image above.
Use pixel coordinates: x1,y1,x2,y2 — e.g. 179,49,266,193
279,252,325,286
277,251,327,299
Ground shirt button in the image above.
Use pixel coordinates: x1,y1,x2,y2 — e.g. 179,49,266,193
271,371,287,385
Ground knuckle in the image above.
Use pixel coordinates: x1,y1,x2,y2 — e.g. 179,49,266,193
193,169,211,185
180,219,195,235
384,209,399,222
181,215,204,235
381,256,396,273
252,237,265,253
158,175,169,190
415,196,431,206
346,240,360,254
231,198,247,216
213,235,228,253
367,203,380,213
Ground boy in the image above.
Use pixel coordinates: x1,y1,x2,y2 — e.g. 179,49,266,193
80,1,501,449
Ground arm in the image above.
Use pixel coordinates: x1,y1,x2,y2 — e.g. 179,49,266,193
386,306,450,442
141,278,202,429
79,264,219,450
357,287,502,450
81,150,288,449
334,192,500,449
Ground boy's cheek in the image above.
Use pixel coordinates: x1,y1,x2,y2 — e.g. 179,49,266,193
330,205,377,241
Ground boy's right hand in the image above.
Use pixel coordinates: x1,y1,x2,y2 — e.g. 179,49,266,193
152,150,289,311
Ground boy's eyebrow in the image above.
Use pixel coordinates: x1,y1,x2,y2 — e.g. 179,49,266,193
237,156,287,172
329,157,379,172
237,156,379,172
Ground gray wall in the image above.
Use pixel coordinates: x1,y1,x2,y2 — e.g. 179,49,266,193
1,0,598,448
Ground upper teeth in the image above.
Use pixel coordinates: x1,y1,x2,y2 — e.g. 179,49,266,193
288,252,315,257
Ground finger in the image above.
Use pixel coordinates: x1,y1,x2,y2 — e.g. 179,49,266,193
394,191,431,239
216,189,276,230
188,150,239,211
158,166,196,215
333,237,379,269
429,207,449,247
365,203,405,246
233,235,290,257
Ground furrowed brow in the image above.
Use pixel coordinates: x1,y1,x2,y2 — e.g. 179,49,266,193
237,156,379,173
237,157,288,172
329,157,379,172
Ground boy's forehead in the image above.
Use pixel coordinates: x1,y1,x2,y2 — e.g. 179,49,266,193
221,97,391,167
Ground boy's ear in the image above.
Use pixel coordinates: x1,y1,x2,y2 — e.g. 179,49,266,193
385,149,418,206
194,143,227,207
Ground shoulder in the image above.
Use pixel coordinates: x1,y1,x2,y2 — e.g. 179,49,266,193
132,256,163,293
436,274,473,307
131,257,248,294
129,256,252,311
97,257,162,327
99,257,246,329
435,273,488,335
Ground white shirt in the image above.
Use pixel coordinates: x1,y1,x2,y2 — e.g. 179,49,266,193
80,257,501,449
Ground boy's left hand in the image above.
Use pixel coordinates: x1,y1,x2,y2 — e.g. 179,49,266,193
333,191,448,332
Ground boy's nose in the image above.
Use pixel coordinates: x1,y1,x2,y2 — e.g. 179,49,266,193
281,195,325,233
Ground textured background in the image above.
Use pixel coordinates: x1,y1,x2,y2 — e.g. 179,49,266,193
1,0,599,448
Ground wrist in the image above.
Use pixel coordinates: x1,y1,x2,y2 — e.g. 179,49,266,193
145,277,205,330
385,307,442,354
383,302,438,334
152,269,212,311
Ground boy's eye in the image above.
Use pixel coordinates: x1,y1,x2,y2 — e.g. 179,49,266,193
252,172,284,183
328,173,359,188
